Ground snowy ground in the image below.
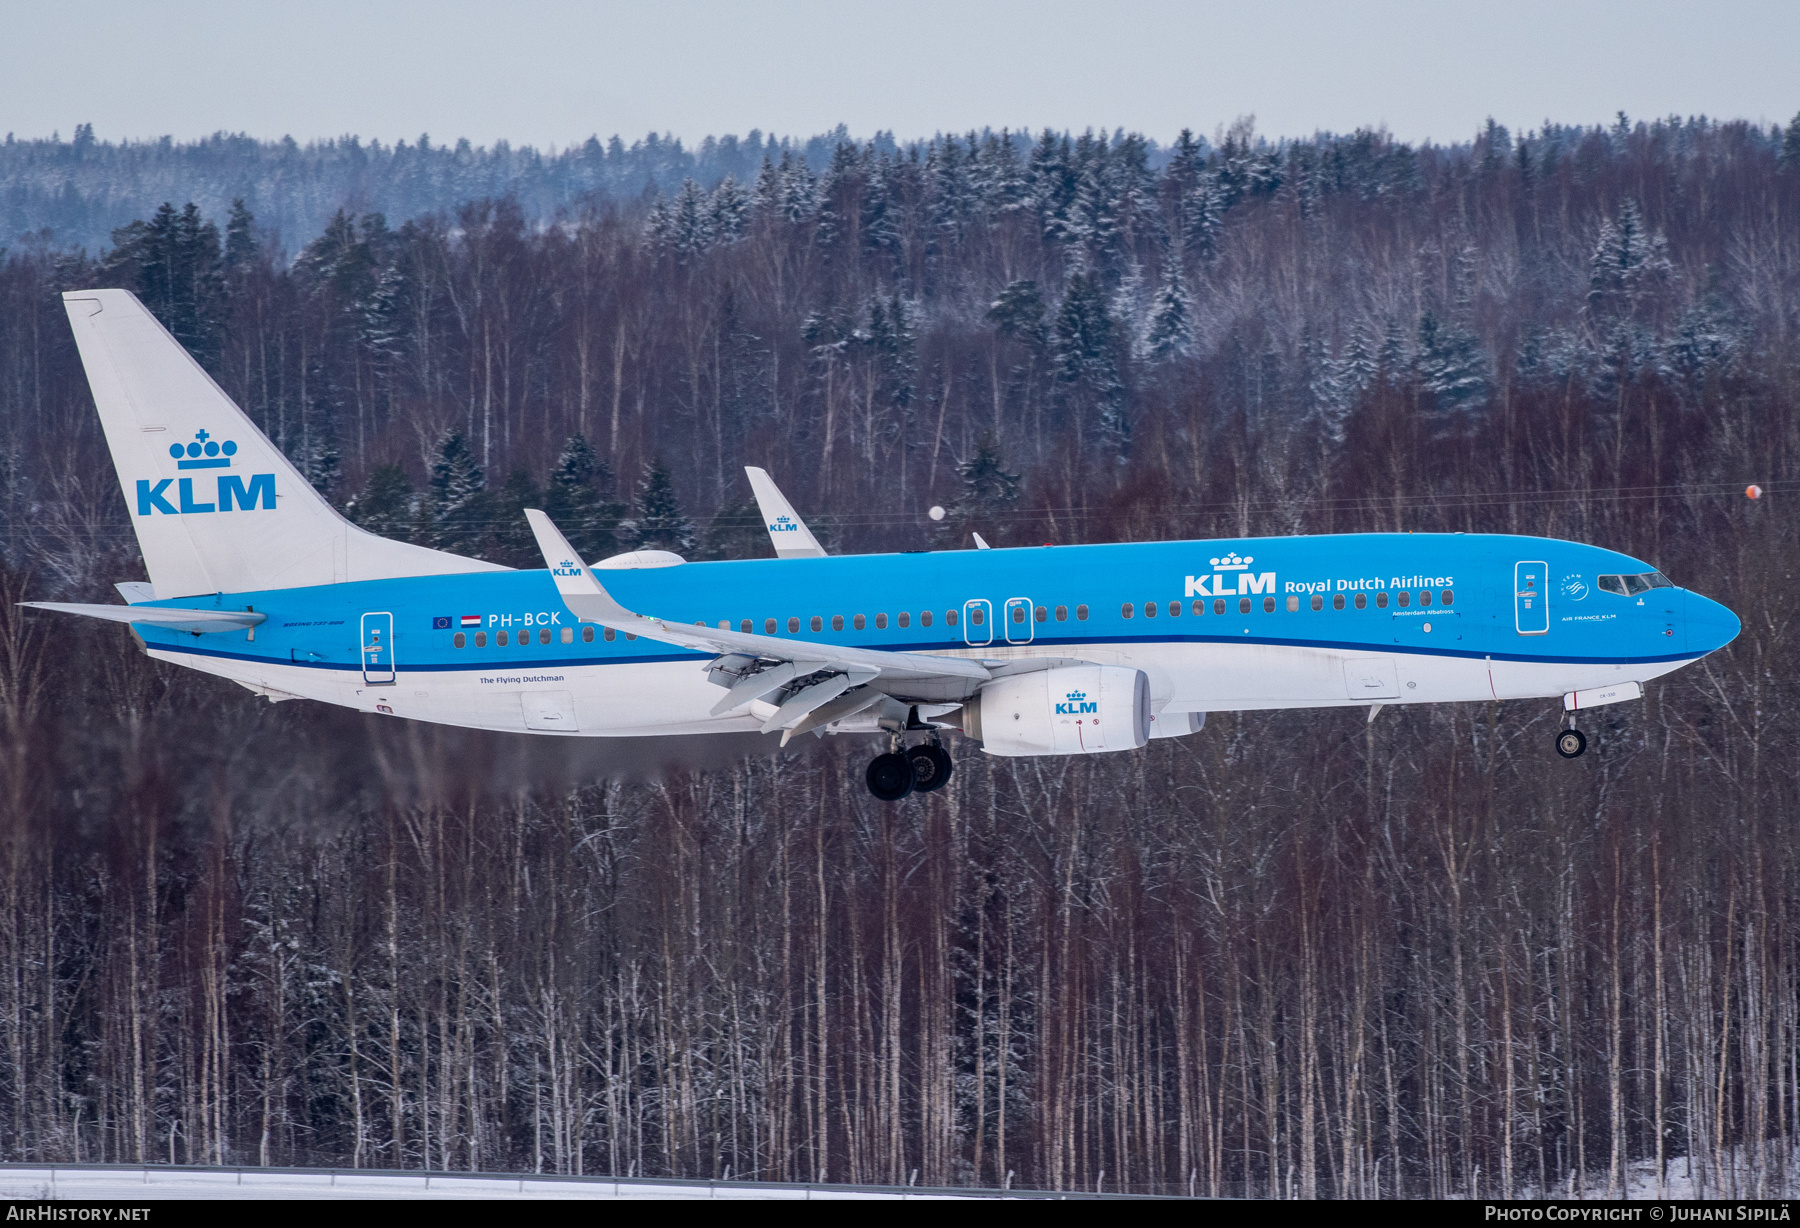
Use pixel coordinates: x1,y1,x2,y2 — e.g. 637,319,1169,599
0,1166,1012,1200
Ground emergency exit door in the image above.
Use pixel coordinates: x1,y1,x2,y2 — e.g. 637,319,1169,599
1514,562,1549,635
361,612,396,684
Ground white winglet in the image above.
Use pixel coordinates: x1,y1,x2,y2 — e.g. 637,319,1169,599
523,509,638,626
745,467,827,558
971,532,992,550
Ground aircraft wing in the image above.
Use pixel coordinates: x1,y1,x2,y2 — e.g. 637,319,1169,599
525,509,989,735
745,466,827,558
22,601,265,634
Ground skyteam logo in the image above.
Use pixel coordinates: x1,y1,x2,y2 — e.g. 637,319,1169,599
138,429,275,515
551,557,584,578
1055,689,1098,716
768,515,800,534
1185,552,1276,598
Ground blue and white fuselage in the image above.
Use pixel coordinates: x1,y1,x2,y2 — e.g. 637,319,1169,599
33,289,1739,791
122,532,1735,738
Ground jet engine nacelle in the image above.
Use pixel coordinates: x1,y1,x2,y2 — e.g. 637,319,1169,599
961,665,1150,757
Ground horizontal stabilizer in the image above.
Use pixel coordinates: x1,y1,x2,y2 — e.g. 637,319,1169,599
22,601,265,634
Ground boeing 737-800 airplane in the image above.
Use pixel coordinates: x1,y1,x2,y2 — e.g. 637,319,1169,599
28,290,1740,800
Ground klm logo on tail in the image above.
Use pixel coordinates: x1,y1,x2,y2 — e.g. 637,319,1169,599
137,430,276,515
551,558,584,578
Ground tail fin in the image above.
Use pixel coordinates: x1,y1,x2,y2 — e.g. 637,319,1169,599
63,289,501,597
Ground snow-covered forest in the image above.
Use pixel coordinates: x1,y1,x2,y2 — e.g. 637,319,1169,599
0,114,1798,1196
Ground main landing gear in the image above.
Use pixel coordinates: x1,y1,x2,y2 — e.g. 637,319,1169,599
865,738,955,802
1555,727,1588,759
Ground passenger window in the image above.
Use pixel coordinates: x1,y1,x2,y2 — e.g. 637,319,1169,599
854,614,865,630
1122,603,1134,619
832,615,844,631
1055,606,1067,621
1311,595,1323,611
899,612,911,628
625,632,636,640
1143,602,1156,618
1263,596,1276,613
811,616,823,632
1623,574,1649,595
539,628,551,644
1213,599,1225,615
1333,594,1345,610
1354,593,1366,610
922,611,933,627
1287,596,1299,612
741,620,752,633
497,630,509,646
475,631,487,647
1397,591,1411,608
1440,590,1453,606
945,610,957,627
1238,597,1251,614
718,621,730,630
454,632,466,648
521,632,533,649
789,617,801,633
1075,605,1088,621
1376,592,1388,609
1011,606,1025,623
875,613,887,629
1035,606,1047,622
584,626,595,642
561,627,574,644
1192,600,1205,616
969,608,982,625
1419,591,1432,607
1168,601,1181,617
603,627,615,641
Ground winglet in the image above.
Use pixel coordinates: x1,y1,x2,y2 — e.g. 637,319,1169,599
523,509,641,626
745,467,827,559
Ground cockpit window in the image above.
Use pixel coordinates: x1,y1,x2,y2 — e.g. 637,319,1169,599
1598,571,1674,596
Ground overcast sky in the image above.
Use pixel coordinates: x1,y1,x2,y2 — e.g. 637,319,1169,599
4,0,1795,150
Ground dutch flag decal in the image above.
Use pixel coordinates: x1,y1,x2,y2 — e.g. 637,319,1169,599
460,615,481,628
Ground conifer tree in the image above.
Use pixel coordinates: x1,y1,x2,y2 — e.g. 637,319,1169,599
541,434,624,561
1144,257,1193,362
428,431,488,553
346,463,417,541
621,458,695,553
940,433,1021,545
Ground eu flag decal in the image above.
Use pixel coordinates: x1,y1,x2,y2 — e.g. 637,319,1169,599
432,616,452,630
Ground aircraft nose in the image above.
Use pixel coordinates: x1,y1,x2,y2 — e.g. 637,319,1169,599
1685,591,1741,655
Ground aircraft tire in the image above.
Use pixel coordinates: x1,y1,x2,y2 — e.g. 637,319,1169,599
908,744,954,794
866,752,915,801
1555,729,1588,759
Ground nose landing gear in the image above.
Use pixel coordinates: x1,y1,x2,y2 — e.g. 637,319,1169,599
865,738,955,801
1555,728,1588,758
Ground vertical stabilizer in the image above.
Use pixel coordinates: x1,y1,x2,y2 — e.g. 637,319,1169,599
745,466,827,559
63,289,502,597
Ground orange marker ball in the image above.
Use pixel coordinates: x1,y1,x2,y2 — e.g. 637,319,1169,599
1746,485,1763,500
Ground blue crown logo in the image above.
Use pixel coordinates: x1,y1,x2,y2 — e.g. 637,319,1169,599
1065,690,1087,701
1209,552,1253,570
170,429,237,470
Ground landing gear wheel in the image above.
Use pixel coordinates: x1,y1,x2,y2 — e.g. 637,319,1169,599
907,744,954,794
866,752,915,801
1556,728,1588,759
